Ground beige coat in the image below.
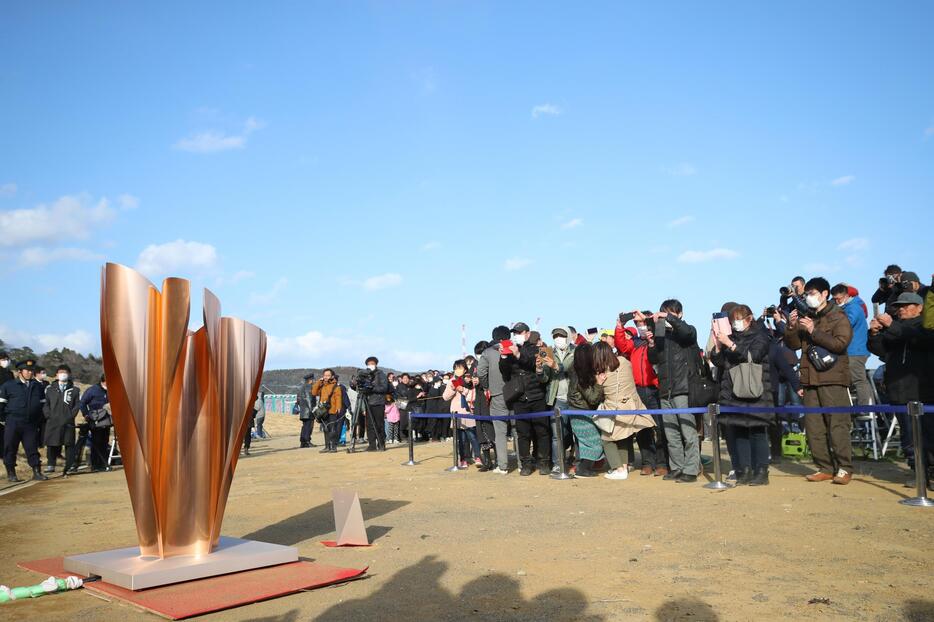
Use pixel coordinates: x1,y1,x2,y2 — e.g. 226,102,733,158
600,356,654,441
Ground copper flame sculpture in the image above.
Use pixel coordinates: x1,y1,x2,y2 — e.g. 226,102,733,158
100,263,266,559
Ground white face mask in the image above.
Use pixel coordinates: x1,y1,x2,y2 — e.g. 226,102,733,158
367,364,376,371
554,337,568,350
57,373,69,382
732,320,746,333
513,333,526,346
0,360,8,369
392,381,398,387
805,294,822,309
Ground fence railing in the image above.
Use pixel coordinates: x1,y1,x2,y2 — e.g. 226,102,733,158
405,402,934,509
264,394,297,415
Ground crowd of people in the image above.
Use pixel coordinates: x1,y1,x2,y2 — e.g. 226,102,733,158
0,356,113,482
3,266,932,492
293,266,934,490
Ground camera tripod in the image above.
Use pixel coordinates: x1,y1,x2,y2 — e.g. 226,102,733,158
347,391,385,453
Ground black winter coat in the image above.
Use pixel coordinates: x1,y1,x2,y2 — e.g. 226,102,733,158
647,315,698,399
43,382,81,446
498,342,546,404
867,316,934,404
0,378,46,423
710,323,774,427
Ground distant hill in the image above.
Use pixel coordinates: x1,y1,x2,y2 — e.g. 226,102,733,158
0,338,104,384
262,366,400,394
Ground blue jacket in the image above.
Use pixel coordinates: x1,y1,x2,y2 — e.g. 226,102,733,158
79,383,109,415
842,297,870,357
0,378,47,423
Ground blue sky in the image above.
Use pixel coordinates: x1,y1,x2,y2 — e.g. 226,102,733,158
2,2,933,371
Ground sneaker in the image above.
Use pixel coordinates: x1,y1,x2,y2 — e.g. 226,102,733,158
726,470,737,482
604,468,629,481
459,461,469,469
551,465,561,474
832,469,852,485
676,473,698,483
492,467,509,475
474,458,483,466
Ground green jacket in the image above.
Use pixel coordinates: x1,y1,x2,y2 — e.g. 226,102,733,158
541,346,575,406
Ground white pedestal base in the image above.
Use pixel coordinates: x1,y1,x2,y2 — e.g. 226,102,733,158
63,537,299,590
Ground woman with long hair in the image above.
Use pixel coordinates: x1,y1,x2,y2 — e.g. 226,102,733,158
592,341,656,480
567,342,605,477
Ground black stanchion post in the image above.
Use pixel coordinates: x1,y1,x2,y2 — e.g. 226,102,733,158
402,414,417,467
900,401,933,508
703,403,730,490
444,414,461,472
550,408,571,480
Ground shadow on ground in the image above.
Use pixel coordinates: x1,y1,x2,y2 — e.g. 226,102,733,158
313,555,605,621
241,498,409,546
903,599,934,621
654,597,719,621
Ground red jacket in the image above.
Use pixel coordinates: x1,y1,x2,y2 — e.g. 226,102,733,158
614,326,659,388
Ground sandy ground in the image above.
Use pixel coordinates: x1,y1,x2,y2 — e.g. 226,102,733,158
0,413,932,622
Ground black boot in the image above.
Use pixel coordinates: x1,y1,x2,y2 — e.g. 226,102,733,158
32,467,48,481
736,468,753,485
6,467,20,483
749,467,769,486
477,449,492,472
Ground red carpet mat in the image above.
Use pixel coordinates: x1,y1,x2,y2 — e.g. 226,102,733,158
19,556,367,620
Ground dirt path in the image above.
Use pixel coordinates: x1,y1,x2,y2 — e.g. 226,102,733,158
0,414,931,621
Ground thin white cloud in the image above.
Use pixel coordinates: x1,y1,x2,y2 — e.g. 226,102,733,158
0,324,95,354
0,193,116,247
667,215,695,228
19,247,104,267
677,248,739,263
174,116,265,154
504,257,533,271
831,175,855,186
531,104,562,119
924,126,934,139
666,163,697,177
837,237,869,252
117,193,140,210
230,270,255,284
250,277,288,305
362,273,403,291
421,241,441,251
136,239,219,279
0,182,16,197
560,218,583,230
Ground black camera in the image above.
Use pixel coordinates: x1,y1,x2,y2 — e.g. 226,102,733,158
353,370,376,394
779,286,791,297
766,305,777,316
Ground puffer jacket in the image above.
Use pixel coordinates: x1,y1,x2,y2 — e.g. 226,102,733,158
783,301,852,387
647,315,698,399
867,316,934,404
710,322,774,427
615,326,659,388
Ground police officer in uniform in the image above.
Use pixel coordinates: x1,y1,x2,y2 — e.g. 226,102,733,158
0,359,49,482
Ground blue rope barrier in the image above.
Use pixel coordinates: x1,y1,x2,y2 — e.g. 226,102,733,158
411,404,927,420
410,412,553,421
562,407,708,417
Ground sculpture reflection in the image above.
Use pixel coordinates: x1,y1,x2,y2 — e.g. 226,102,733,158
100,263,266,558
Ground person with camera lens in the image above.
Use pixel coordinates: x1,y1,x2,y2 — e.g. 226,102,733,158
352,356,389,451
872,264,904,310
868,292,934,487
779,277,807,315
710,305,774,486
297,372,317,448
310,369,343,452
499,322,552,476
783,277,854,485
